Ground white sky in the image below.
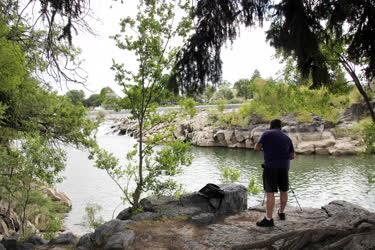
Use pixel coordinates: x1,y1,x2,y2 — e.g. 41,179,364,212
67,1,282,96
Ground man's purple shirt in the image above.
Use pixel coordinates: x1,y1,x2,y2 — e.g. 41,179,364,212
258,129,295,168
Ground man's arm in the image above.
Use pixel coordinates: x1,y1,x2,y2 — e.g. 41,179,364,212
255,133,265,152
289,140,296,159
255,142,263,151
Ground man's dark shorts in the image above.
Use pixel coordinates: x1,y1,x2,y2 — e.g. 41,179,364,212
263,167,289,193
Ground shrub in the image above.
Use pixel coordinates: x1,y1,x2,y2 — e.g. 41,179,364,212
248,176,262,195
363,122,375,153
238,83,345,124
179,98,197,117
219,166,241,183
353,117,375,153
211,87,234,102
82,203,104,230
215,99,227,112
349,88,363,103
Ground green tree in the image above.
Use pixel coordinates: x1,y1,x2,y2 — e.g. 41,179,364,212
93,0,194,209
202,85,215,103
172,0,375,122
211,86,234,102
84,94,102,107
0,16,96,237
179,98,198,118
65,90,85,105
1,0,90,84
250,69,261,82
234,79,252,99
99,87,119,110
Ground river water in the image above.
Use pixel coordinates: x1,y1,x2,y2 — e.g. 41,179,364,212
58,122,375,234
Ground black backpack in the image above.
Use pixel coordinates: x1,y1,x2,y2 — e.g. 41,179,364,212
198,183,225,210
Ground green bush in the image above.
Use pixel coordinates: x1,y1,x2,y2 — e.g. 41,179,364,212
211,87,234,102
179,98,197,117
349,88,363,103
209,81,354,128
82,203,104,230
363,122,375,153
354,118,375,153
248,176,262,195
237,83,348,124
220,166,241,183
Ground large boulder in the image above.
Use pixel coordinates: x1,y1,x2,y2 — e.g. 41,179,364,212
191,213,216,226
49,232,77,245
223,130,236,145
245,138,254,149
139,184,248,220
295,142,315,154
103,231,135,250
1,235,18,250
180,184,248,216
116,208,132,221
93,219,135,247
0,219,8,236
190,112,209,131
43,188,72,208
328,139,365,155
131,212,159,221
77,220,136,250
76,233,95,250
341,101,375,121
0,203,21,234
25,235,48,246
234,130,250,143
213,130,227,145
321,200,371,228
250,125,268,143
296,122,324,133
192,129,218,147
217,184,247,215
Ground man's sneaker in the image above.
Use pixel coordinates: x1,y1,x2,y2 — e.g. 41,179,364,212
278,210,286,220
256,217,274,227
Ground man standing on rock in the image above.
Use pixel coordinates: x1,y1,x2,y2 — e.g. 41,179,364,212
254,119,295,227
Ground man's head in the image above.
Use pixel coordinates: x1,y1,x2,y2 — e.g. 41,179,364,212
270,119,282,129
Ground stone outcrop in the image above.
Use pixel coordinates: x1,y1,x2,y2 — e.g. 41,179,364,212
77,219,136,250
43,188,72,208
0,189,72,249
48,232,77,245
115,109,368,155
0,201,20,237
116,184,247,222
74,197,375,250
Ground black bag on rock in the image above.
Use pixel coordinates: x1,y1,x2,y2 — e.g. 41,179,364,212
198,183,225,210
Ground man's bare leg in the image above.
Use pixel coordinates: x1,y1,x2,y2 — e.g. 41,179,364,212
266,192,275,219
280,191,288,213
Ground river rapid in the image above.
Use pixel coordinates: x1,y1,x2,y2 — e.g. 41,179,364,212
58,121,375,234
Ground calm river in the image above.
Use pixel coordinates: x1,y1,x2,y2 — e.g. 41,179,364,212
58,122,375,234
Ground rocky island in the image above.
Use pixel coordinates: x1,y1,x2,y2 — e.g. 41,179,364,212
112,101,374,156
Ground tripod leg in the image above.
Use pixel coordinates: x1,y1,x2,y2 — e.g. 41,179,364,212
290,187,302,211
261,192,266,206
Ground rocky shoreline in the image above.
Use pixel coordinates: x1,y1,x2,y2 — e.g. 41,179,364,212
0,187,72,249
4,184,373,249
112,102,374,156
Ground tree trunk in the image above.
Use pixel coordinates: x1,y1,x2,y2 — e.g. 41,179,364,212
341,58,375,123
21,181,31,234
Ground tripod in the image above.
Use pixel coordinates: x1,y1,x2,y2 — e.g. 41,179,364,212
261,185,303,211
